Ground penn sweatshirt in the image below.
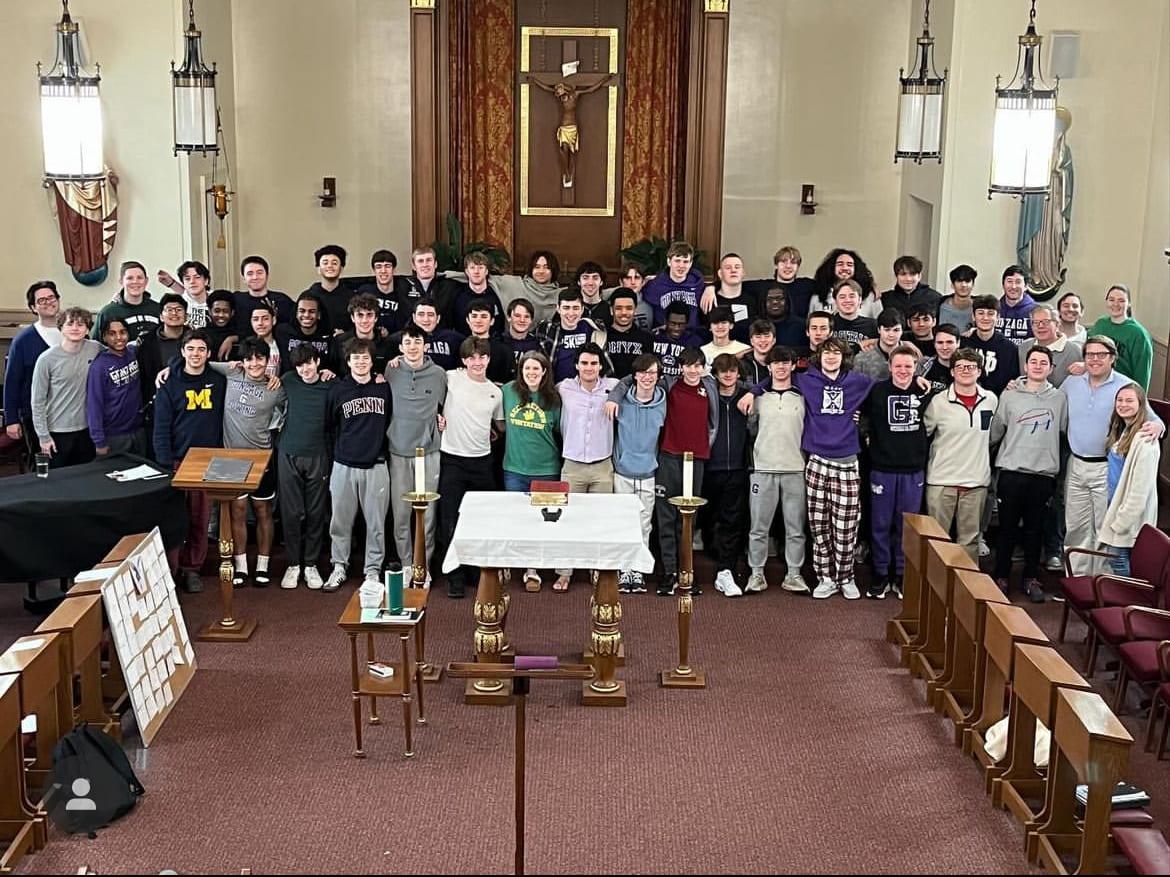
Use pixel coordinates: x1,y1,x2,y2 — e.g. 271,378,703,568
328,375,391,468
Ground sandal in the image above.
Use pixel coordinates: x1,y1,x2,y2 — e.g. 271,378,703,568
523,570,542,593
232,570,247,589
253,570,270,588
552,575,570,593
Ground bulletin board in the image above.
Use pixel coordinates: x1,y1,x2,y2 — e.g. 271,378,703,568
99,527,197,746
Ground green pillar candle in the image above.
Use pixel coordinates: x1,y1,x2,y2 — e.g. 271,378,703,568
385,568,404,614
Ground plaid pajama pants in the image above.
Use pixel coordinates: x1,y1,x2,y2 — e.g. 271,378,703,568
806,455,861,584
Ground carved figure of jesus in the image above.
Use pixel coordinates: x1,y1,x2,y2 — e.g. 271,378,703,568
528,75,614,188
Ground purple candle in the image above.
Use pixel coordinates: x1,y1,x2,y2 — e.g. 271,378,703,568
514,655,558,670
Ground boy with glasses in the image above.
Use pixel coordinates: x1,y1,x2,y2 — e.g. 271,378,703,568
4,281,62,457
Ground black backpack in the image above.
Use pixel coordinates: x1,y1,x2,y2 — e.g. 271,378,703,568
48,723,145,835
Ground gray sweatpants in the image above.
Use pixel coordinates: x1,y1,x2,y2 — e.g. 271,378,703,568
389,451,439,573
748,471,806,574
329,462,390,578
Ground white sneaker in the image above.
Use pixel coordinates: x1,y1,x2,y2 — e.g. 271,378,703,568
363,575,380,591
978,538,991,558
812,579,839,599
714,569,742,597
745,572,769,593
1044,554,1064,572
280,566,301,590
693,532,705,551
781,573,810,594
304,566,324,590
841,580,861,600
322,565,346,592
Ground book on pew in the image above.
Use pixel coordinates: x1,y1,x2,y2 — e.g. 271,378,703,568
1075,781,1150,810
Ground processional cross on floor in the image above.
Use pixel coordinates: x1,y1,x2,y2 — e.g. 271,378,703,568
523,39,617,190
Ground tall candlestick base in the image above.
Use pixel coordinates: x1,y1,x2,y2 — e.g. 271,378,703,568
661,496,707,689
403,490,442,682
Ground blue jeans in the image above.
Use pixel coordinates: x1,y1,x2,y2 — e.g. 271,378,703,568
1105,545,1131,577
502,471,559,492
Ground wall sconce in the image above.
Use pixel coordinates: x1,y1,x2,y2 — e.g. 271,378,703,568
318,176,336,207
800,184,817,215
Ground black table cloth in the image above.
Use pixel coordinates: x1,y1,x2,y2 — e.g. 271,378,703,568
0,454,187,582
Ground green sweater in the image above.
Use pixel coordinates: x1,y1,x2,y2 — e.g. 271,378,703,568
277,371,332,457
1090,317,1153,390
501,382,562,476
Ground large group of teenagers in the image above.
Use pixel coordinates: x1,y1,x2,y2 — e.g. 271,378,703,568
2,238,1162,605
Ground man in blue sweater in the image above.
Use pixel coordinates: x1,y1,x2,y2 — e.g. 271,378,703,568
153,328,227,593
641,241,706,328
4,280,62,457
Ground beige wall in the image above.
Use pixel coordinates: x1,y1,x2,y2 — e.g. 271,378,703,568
1137,8,1170,361
0,0,193,311
934,0,1169,338
722,0,912,285
229,0,413,295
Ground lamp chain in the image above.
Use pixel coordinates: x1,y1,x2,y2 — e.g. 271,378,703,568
1029,0,1037,26
593,0,600,70
924,0,930,32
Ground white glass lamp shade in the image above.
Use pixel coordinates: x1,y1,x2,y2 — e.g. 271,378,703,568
173,77,217,152
40,80,103,179
896,86,944,161
989,91,1056,195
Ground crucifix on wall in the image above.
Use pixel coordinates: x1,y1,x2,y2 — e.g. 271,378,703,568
522,40,617,191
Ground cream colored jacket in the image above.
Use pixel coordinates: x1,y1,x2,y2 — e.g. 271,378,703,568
1099,437,1161,548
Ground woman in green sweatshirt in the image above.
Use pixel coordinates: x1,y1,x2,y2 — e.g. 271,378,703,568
1090,284,1153,390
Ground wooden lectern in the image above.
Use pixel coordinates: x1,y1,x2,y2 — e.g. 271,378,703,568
171,447,272,643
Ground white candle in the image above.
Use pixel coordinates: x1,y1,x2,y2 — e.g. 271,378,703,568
414,448,426,494
682,452,693,499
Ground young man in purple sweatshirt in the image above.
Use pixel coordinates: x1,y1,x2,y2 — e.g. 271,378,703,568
996,264,1036,345
86,318,146,456
640,241,706,328
744,338,875,599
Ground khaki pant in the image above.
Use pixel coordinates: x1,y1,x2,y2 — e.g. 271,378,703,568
558,458,614,576
926,485,987,562
1064,456,1109,576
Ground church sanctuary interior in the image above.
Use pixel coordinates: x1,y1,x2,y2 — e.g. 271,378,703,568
2,0,1170,873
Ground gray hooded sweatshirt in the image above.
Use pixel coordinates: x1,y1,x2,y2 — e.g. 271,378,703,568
990,380,1068,476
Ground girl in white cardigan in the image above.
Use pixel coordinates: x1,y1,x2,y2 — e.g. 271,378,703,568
1100,383,1162,575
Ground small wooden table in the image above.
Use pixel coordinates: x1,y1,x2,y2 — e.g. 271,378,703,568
171,447,272,643
337,590,427,759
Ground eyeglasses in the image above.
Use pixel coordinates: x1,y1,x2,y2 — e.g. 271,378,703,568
952,364,980,372
1031,319,1053,326
34,296,59,305
1084,351,1113,359
162,305,186,314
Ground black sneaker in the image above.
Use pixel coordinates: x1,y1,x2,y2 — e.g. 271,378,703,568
865,578,889,600
1024,578,1046,604
252,570,271,588
617,570,632,594
656,573,677,596
180,570,204,594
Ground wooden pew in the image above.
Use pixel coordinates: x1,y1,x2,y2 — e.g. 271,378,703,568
34,596,120,741
933,570,1010,744
962,602,1051,792
887,513,949,661
909,540,978,686
0,635,71,798
1029,688,1133,873
991,643,1093,832
0,674,44,874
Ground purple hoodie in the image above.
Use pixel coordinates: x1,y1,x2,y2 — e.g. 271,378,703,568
996,292,1036,345
85,346,144,448
795,366,873,458
641,267,706,328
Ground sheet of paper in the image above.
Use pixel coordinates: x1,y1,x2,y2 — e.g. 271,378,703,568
74,568,114,584
126,654,144,687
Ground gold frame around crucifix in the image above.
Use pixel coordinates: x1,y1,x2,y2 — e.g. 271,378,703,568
519,26,619,217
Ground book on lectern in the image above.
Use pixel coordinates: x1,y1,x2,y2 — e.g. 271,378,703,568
1075,781,1150,809
203,457,253,483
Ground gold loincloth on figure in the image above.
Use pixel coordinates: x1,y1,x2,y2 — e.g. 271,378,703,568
556,124,579,153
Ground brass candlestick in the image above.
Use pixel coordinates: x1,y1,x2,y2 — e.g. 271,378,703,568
661,495,707,688
403,489,440,683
